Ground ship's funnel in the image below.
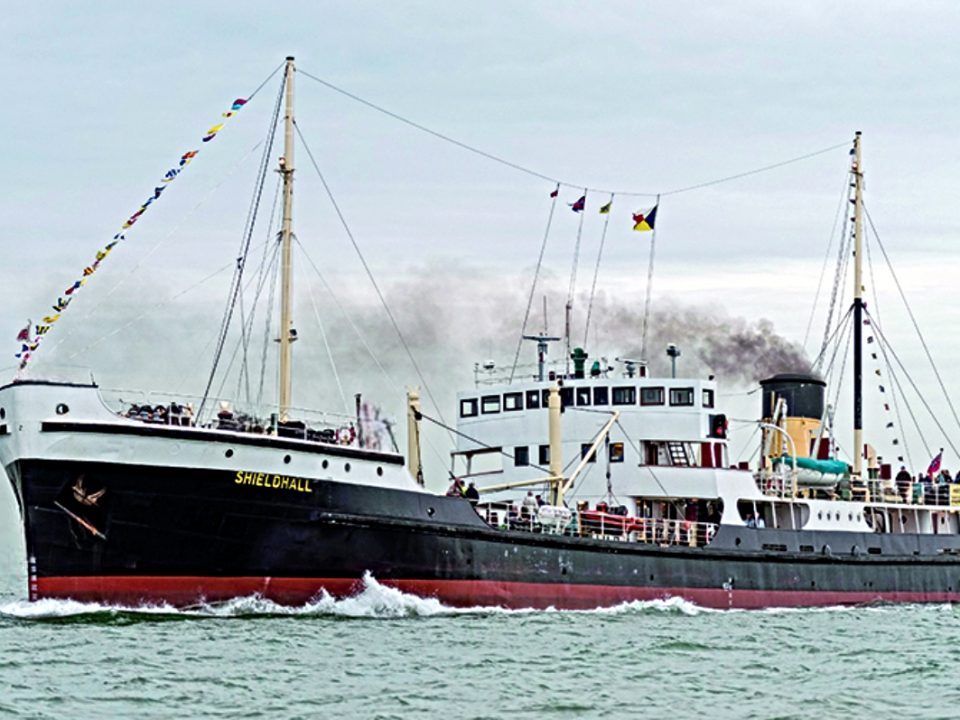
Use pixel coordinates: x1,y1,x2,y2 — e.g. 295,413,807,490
760,373,826,459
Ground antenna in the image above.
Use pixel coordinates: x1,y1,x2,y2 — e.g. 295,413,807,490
523,334,561,382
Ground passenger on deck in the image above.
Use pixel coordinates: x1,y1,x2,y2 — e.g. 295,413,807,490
746,514,757,529
522,491,538,513
535,494,546,507
895,465,912,502
756,514,766,529
464,482,480,503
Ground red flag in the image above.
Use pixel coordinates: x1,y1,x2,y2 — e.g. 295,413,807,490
569,195,586,212
16,320,30,342
549,186,559,198
928,450,943,477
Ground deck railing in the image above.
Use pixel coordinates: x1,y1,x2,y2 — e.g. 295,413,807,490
476,504,718,548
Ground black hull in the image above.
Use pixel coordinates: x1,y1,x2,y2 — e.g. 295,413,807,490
8,459,960,609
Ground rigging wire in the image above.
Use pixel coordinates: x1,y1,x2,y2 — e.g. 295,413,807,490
46,61,284,358
867,308,959,458
816,179,855,369
564,190,588,365
238,174,283,406
864,222,914,468
198,75,284,420
803,173,852,350
639,195,661,361
583,194,614,348
509,191,559,383
300,243,350,414
293,237,451,471
292,119,453,440
298,68,848,198
62,243,267,363
44,139,267,358
865,205,960,437
234,240,281,406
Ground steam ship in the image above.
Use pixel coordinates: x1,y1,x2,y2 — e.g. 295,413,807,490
3,58,959,610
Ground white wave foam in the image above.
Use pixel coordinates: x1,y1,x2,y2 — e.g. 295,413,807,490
3,575,918,621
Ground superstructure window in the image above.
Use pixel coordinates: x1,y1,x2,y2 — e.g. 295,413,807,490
504,392,523,411
526,390,541,409
560,387,574,408
593,387,609,405
481,395,501,414
541,388,550,407
576,387,591,406
702,389,715,408
460,399,478,418
612,386,636,405
669,388,694,406
538,445,550,464
641,386,664,406
580,444,597,462
514,446,530,467
609,442,625,463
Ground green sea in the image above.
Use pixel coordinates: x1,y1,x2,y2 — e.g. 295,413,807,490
2,555,960,719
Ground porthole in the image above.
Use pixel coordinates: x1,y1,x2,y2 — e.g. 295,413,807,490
818,511,823,521
848,513,853,522
225,449,234,458
283,454,291,464
322,459,329,470
857,514,862,522
649,574,655,581
735,537,742,546
0,407,5,419
345,462,351,472
55,403,69,415
426,507,435,517
376,466,383,476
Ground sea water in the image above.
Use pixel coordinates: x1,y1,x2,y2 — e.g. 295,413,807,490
2,568,959,719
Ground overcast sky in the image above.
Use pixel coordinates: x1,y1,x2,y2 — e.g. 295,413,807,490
2,1,960,487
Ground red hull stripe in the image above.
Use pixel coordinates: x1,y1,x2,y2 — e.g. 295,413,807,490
34,576,960,610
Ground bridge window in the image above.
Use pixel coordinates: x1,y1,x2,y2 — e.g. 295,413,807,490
580,443,597,462
702,389,715,408
560,387,574,408
514,446,529,466
610,442,625,463
593,387,609,405
526,390,541,409
481,395,501,414
460,398,478,418
576,387,591,406
504,392,523,411
538,444,550,464
669,388,694,406
612,386,636,405
641,387,664,406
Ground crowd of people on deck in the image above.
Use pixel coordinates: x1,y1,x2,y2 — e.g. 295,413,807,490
893,462,958,505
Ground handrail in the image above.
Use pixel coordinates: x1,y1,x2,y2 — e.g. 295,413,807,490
475,504,718,548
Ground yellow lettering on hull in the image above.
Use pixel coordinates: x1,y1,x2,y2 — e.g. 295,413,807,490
231,470,313,494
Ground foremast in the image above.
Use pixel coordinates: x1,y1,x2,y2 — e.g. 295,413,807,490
851,131,864,478
278,56,296,421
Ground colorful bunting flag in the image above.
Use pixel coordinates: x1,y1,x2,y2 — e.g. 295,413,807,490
569,195,586,213
15,91,249,369
632,204,658,232
599,200,612,214
549,186,559,198
16,321,30,342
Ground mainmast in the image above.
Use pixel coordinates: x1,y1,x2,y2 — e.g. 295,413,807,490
278,56,296,421
851,131,864,478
